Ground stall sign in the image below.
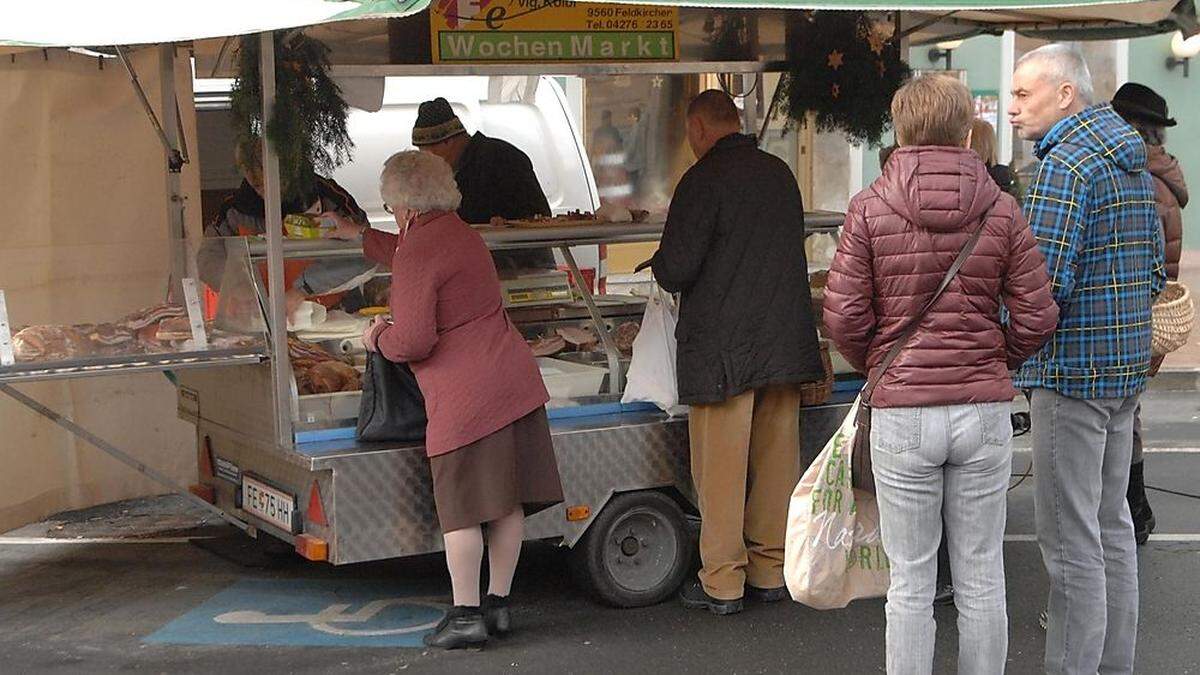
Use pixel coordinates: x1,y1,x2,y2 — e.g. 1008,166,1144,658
431,0,679,63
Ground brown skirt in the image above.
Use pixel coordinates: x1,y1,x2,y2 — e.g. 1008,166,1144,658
430,406,564,533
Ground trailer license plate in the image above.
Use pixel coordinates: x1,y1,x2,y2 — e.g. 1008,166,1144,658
241,476,295,533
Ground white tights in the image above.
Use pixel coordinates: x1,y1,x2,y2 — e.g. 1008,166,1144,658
442,506,525,607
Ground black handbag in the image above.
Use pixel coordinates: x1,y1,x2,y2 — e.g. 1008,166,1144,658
356,350,428,443
851,219,987,494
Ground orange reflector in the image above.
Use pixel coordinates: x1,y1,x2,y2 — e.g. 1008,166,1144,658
306,480,328,526
295,534,328,561
566,505,591,522
189,483,215,504
198,436,215,481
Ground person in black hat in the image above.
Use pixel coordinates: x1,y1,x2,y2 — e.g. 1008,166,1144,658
1112,81,1190,545
411,97,555,272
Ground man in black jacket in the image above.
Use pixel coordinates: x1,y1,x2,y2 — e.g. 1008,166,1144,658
651,90,825,615
412,98,554,272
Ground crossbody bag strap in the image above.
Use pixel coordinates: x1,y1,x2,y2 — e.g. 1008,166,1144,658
860,220,988,405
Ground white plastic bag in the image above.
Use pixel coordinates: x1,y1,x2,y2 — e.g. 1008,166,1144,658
784,398,890,609
621,286,688,416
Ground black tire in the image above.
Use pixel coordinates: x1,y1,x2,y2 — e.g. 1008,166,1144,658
569,491,694,608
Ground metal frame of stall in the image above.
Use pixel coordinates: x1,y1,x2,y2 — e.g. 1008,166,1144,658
4,4,1188,605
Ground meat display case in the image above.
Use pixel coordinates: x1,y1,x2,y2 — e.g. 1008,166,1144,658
0,237,269,384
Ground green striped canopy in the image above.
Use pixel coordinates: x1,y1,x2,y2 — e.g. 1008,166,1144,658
1,0,1193,47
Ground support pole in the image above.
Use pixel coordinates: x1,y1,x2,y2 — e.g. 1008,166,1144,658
999,30,1016,165
560,246,623,394
158,45,190,289
0,383,250,533
260,32,294,448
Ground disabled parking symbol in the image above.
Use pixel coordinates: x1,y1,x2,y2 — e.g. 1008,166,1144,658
146,579,447,648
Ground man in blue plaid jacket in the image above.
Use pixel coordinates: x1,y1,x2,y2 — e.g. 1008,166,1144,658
1010,44,1166,675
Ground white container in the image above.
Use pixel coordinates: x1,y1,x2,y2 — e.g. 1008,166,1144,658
537,356,607,400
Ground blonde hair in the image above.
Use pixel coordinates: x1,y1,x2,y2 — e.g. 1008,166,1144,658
970,118,998,166
891,74,974,147
380,150,462,214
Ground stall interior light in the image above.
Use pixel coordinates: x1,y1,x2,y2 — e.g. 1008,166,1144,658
1168,31,1200,77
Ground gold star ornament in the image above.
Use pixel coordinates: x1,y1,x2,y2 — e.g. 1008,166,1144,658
827,50,844,70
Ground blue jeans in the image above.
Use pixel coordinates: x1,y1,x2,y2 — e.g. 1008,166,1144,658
871,402,1013,675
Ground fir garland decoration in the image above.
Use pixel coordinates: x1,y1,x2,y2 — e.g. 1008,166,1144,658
231,32,354,202
776,12,911,146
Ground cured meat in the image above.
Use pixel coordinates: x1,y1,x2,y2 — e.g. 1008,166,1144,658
12,325,92,362
528,335,566,357
121,303,186,330
86,323,135,346
155,316,193,341
299,360,361,394
556,326,597,347
288,337,337,363
136,323,167,351
614,321,640,353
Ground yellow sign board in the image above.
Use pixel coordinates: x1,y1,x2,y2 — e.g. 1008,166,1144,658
430,0,679,64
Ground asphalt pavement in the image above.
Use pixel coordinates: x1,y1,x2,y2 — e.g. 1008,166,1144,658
1,389,1197,674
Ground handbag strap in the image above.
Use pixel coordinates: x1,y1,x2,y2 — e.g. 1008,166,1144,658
860,220,988,405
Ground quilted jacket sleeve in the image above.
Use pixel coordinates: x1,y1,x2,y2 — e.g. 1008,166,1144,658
823,195,875,374
362,229,400,267
1023,154,1086,308
651,169,718,293
375,237,439,363
1000,206,1059,369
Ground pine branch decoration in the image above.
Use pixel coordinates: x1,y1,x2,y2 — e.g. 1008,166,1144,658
776,12,911,146
231,33,354,202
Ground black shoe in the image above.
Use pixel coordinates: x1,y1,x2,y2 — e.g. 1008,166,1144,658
933,584,955,606
679,581,743,615
423,606,488,650
482,594,512,637
745,585,790,603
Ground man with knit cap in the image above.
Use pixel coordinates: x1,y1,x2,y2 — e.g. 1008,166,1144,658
412,97,555,271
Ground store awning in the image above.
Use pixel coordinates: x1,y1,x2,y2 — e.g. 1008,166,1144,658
1,0,1193,49
0,0,430,48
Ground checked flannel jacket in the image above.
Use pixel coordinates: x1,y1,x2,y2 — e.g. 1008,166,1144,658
1014,104,1167,400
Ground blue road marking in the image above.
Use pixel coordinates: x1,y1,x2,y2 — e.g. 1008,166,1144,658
145,579,447,648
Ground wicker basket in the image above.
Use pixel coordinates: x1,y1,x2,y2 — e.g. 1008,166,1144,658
799,340,834,406
1151,281,1195,357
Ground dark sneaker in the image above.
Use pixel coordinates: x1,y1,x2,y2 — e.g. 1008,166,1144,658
483,594,511,637
1134,509,1156,545
679,581,743,615
423,606,488,650
933,584,955,607
745,585,790,603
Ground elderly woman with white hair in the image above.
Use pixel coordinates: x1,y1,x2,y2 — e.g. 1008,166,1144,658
328,150,563,650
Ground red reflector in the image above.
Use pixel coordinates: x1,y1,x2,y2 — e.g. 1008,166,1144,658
307,480,328,526
189,483,215,503
198,436,215,481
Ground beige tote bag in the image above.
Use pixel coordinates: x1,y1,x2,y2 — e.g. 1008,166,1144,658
784,398,890,609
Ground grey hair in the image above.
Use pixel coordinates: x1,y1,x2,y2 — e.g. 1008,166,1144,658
379,150,462,214
1016,44,1095,106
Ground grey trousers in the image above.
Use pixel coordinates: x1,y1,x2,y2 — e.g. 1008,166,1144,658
871,402,1013,675
1031,389,1139,675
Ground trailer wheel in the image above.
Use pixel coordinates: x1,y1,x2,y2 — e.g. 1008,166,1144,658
570,491,693,608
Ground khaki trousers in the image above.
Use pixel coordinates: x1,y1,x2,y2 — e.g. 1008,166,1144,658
689,385,801,600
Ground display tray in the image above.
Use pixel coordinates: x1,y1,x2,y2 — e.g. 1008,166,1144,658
0,346,267,384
